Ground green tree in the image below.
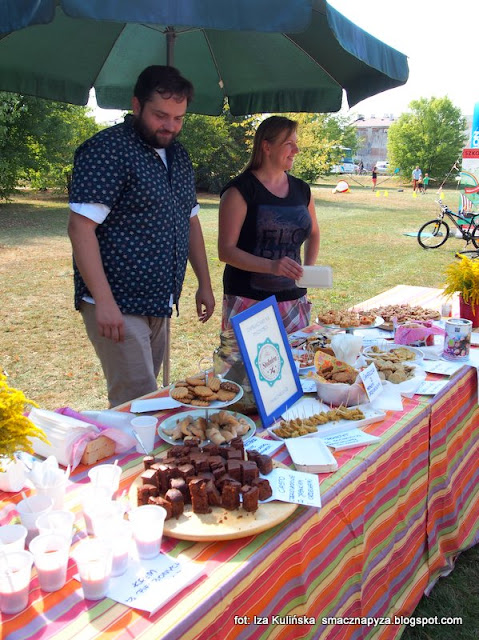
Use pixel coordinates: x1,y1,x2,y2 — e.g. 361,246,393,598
387,97,467,182
0,93,101,199
180,111,255,193
288,113,359,183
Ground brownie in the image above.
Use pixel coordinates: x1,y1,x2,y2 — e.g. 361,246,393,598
137,483,158,505
205,479,222,507
177,463,195,482
226,460,242,482
143,455,157,470
152,463,170,493
242,460,259,485
188,478,211,514
256,454,273,475
247,450,261,464
201,443,221,456
252,478,273,501
148,495,173,520
225,448,242,460
141,468,159,489
221,480,241,510
168,446,186,458
241,484,259,512
230,437,245,457
212,466,226,481
164,488,185,519
170,477,190,503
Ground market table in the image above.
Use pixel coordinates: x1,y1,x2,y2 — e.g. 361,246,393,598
1,286,478,640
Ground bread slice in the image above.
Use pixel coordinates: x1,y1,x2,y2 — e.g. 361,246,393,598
81,435,116,465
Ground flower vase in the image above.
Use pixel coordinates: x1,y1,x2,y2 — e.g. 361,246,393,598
459,295,479,328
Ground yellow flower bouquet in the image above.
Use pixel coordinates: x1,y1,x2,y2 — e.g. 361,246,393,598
0,373,48,471
443,255,479,312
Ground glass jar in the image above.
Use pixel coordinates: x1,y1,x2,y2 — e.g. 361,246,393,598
213,330,257,414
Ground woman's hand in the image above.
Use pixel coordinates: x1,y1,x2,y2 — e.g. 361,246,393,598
271,256,304,280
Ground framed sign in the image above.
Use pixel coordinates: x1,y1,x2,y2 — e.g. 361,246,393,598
230,296,303,427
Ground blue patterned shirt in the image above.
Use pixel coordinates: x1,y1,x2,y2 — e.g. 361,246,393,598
69,115,197,317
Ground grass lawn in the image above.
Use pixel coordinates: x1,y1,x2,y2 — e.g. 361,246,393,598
1,179,478,636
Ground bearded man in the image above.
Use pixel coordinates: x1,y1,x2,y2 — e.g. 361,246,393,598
68,66,215,407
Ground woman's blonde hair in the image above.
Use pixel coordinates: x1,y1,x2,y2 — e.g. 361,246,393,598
245,116,298,171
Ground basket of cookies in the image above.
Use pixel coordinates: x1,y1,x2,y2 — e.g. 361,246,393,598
310,350,368,406
169,374,243,409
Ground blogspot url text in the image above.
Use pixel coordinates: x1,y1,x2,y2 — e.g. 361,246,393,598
234,615,463,627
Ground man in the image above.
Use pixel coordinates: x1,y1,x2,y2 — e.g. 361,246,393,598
412,166,422,191
68,66,215,407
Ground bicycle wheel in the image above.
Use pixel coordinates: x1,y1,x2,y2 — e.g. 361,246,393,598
417,220,449,249
469,223,479,249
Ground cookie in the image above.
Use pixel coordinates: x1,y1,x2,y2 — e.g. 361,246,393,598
217,389,236,402
171,386,189,400
190,399,211,407
220,381,238,393
207,376,221,392
186,376,206,386
194,385,214,398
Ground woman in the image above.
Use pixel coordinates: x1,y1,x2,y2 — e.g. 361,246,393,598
371,166,377,191
218,115,320,336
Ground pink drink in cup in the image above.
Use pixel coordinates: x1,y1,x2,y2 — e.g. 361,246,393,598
129,505,166,560
74,538,112,600
95,519,132,577
29,533,69,592
0,550,33,614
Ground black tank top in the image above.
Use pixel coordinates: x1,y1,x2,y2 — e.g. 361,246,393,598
221,170,312,302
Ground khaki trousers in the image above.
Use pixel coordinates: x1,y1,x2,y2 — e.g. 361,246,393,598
80,302,167,408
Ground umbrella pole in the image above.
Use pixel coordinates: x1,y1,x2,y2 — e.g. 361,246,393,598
166,28,176,67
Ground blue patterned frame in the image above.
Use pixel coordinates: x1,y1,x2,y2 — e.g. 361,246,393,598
230,296,303,427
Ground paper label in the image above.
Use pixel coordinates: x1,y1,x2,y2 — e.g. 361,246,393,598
320,429,380,450
262,467,321,508
359,363,383,402
415,379,450,395
244,436,283,456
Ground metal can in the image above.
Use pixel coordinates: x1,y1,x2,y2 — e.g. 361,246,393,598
442,318,472,360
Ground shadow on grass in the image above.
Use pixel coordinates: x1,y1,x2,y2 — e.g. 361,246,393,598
0,201,69,245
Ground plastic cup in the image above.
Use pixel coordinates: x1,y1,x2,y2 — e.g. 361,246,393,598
17,495,53,546
29,533,70,592
0,524,27,551
0,550,33,614
33,475,68,510
95,519,132,577
74,538,112,601
131,416,157,454
89,500,126,537
36,510,75,543
81,486,111,535
87,464,122,499
128,505,166,560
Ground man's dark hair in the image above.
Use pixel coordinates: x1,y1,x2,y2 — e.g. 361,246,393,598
134,66,194,107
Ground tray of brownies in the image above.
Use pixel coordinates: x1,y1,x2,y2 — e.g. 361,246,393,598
130,436,296,541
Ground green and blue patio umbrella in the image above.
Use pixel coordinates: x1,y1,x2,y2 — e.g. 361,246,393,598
0,0,408,115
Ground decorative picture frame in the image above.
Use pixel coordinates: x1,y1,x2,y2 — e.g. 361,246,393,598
230,296,303,427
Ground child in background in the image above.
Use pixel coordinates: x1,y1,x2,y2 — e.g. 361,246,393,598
372,166,377,190
423,173,434,192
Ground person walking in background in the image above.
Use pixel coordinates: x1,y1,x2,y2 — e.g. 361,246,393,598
372,166,377,190
67,65,215,407
218,115,320,337
417,173,424,194
412,165,422,191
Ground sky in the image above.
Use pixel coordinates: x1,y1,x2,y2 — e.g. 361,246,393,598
91,0,478,124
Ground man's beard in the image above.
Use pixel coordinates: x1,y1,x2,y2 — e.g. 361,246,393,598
134,115,178,149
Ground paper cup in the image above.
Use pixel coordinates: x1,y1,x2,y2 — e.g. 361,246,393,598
17,495,53,545
87,464,122,499
36,510,75,543
129,505,166,560
0,550,33,614
74,538,112,601
29,533,70,592
0,524,28,551
131,416,157,454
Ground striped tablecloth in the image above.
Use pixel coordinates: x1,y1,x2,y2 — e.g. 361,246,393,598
1,288,478,640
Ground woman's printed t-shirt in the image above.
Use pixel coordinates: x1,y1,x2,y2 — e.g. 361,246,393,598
221,170,312,302
69,115,197,318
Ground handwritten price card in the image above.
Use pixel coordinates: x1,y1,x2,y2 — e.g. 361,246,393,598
261,467,321,508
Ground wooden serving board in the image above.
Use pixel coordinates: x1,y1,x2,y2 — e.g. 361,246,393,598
128,462,297,541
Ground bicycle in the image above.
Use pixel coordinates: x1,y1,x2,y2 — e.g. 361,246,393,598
417,200,479,250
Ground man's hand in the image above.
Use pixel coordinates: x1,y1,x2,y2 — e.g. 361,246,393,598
95,299,125,342
195,286,215,323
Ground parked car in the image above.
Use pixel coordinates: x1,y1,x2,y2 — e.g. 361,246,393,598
376,161,390,174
